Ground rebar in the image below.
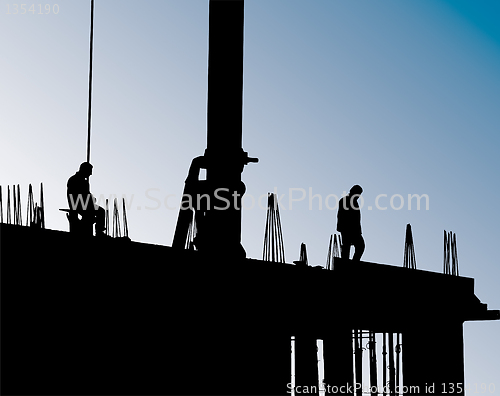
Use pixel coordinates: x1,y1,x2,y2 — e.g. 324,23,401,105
39,183,45,228
444,230,459,275
185,211,197,250
105,199,109,236
403,224,416,269
113,198,121,238
6,186,11,224
122,198,129,238
263,193,285,263
333,234,341,258
451,233,459,276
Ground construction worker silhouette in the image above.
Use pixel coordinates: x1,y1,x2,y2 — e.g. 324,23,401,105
337,185,365,261
67,162,106,237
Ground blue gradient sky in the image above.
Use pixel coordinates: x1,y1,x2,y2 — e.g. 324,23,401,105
1,0,499,388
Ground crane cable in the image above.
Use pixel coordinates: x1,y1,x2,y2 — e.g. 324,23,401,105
86,0,95,163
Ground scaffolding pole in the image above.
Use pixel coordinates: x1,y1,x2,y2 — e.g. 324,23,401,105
396,333,401,394
369,331,378,396
388,333,395,396
354,330,362,396
383,333,387,396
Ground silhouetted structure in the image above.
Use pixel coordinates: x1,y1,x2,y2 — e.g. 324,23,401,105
338,185,365,261
1,183,45,228
334,234,341,258
5,232,491,395
185,212,197,250
326,234,341,270
7,186,11,223
403,223,417,269
98,198,129,239
444,230,459,275
326,234,333,270
263,192,285,263
1,1,499,395
105,198,109,235
13,184,21,225
26,183,45,228
172,0,257,258
86,0,95,163
293,242,309,266
112,198,121,238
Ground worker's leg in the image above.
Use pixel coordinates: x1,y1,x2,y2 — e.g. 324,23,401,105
77,208,95,236
94,206,106,235
341,233,352,260
352,235,365,261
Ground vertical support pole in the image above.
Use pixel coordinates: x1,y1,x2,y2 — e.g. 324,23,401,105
206,0,244,155
243,332,292,394
369,331,378,396
173,1,257,254
86,0,95,163
396,333,401,394
388,332,395,396
354,330,362,396
203,0,247,258
323,327,354,393
295,336,319,396
403,321,464,394
383,333,387,396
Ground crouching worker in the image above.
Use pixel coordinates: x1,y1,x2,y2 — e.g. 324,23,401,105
67,162,106,237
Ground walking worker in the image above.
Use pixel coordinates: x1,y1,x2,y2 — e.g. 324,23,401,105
337,185,365,261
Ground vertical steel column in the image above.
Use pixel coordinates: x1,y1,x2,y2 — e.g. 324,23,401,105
294,336,319,395
205,0,245,257
354,330,362,396
203,0,257,257
323,328,354,393
403,321,465,394
173,0,257,254
388,332,395,396
241,332,292,394
369,331,378,396
383,333,387,396
206,0,244,156
396,333,401,393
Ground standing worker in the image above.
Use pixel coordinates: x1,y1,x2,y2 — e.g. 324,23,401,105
337,185,365,261
67,162,106,237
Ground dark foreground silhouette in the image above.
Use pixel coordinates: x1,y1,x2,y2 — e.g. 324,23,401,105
1,224,499,395
2,0,499,393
